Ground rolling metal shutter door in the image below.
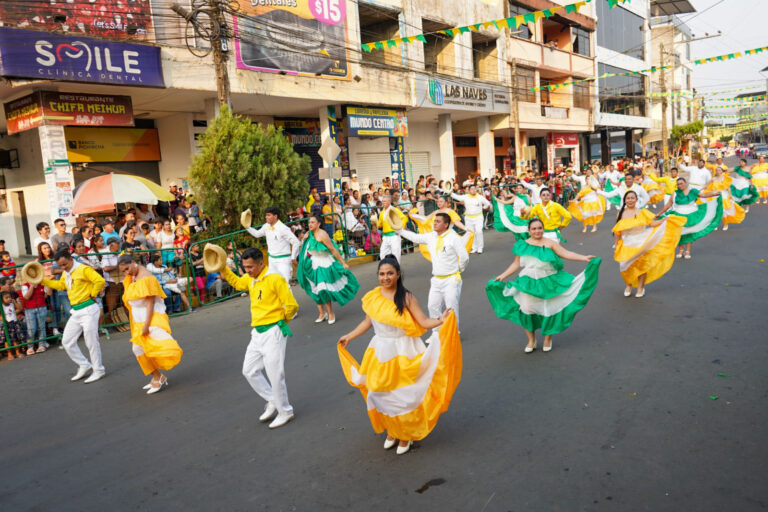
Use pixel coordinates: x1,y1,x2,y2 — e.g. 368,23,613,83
353,153,391,188
405,151,430,180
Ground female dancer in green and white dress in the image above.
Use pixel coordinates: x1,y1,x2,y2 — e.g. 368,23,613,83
493,183,531,240
297,215,360,325
729,158,759,212
486,218,600,353
657,177,723,260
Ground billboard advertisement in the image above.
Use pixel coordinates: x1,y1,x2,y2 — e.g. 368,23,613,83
5,91,134,134
0,0,154,41
233,0,349,79
64,127,160,162
346,106,408,137
0,27,164,87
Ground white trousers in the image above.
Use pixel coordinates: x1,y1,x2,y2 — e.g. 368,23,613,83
428,276,462,328
165,277,189,295
61,303,104,373
380,235,401,262
267,257,293,283
465,215,484,252
243,326,293,415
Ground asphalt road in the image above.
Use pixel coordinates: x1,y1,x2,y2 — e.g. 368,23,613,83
2,159,767,511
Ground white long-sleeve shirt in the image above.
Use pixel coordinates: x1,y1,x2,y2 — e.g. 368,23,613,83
597,182,650,208
520,181,545,204
398,229,469,277
451,192,490,217
680,164,712,191
246,220,301,259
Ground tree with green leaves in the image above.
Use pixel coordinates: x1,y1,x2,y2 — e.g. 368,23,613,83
670,120,704,160
188,106,311,239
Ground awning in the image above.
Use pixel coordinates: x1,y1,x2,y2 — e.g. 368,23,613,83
650,0,696,16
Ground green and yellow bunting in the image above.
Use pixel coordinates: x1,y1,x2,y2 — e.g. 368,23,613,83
533,65,670,92
699,86,765,97
360,0,624,53
694,45,768,65
704,112,768,120
647,91,693,98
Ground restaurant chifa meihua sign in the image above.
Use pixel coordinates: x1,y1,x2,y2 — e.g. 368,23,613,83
3,91,134,134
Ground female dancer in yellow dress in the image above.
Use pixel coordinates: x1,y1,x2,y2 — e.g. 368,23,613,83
337,255,461,455
612,191,686,298
118,254,183,394
749,156,768,204
569,167,605,233
640,165,666,208
706,165,745,231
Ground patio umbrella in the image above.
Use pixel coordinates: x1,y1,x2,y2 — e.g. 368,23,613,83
73,173,175,214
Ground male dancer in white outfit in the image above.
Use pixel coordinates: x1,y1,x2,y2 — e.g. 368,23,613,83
378,195,408,263
521,176,546,205
679,159,713,191
245,206,301,287
397,212,469,329
603,165,624,211
40,249,106,383
451,184,491,253
597,172,650,209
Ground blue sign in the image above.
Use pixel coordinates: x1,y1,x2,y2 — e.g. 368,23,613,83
0,27,164,87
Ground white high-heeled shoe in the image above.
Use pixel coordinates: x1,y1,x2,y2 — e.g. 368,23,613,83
542,341,553,352
327,316,336,325
147,376,168,395
624,288,632,297
635,289,645,298
383,437,397,450
396,441,412,455
524,341,537,353
315,313,328,323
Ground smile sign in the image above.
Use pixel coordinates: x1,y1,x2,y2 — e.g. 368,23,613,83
0,27,164,87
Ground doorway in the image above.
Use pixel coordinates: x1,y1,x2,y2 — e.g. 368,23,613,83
12,191,31,255
455,156,478,184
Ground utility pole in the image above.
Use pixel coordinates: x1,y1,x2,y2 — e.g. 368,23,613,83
171,1,231,109
511,58,522,177
660,42,668,171
209,0,231,109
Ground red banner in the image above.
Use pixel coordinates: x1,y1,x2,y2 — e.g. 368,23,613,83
4,92,134,134
548,132,579,147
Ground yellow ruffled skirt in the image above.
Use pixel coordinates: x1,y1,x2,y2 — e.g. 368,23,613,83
614,215,686,287
568,188,605,226
131,313,183,375
338,312,462,441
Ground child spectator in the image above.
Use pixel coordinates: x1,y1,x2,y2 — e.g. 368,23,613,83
20,281,49,353
0,251,16,279
1,290,27,359
173,226,190,258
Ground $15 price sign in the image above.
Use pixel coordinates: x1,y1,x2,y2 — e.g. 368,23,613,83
310,0,345,25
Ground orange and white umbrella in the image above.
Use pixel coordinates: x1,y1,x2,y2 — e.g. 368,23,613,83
73,173,175,214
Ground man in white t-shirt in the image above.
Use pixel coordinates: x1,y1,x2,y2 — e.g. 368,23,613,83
31,221,52,253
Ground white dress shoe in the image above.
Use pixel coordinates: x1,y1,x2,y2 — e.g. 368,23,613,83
146,376,168,394
542,341,553,353
259,402,277,423
477,249,483,254
396,441,412,455
383,437,397,450
71,366,92,382
315,313,328,323
635,289,645,298
524,341,537,353
83,371,105,384
269,413,295,429
327,317,336,325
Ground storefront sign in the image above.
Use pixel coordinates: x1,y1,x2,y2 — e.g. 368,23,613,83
346,106,408,138
327,106,342,194
0,27,164,87
274,118,321,147
4,93,43,134
548,133,579,147
0,1,154,41
4,92,134,134
414,75,510,113
389,136,405,186
64,127,161,162
233,0,349,79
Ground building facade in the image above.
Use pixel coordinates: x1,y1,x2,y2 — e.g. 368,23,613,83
0,0,598,257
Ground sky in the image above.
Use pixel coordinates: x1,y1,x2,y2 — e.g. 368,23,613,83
684,0,768,100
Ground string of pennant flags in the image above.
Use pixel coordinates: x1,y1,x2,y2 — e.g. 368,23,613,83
699,86,765,96
694,45,768,65
360,0,630,53
647,91,693,98
700,100,768,110
704,112,768,120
